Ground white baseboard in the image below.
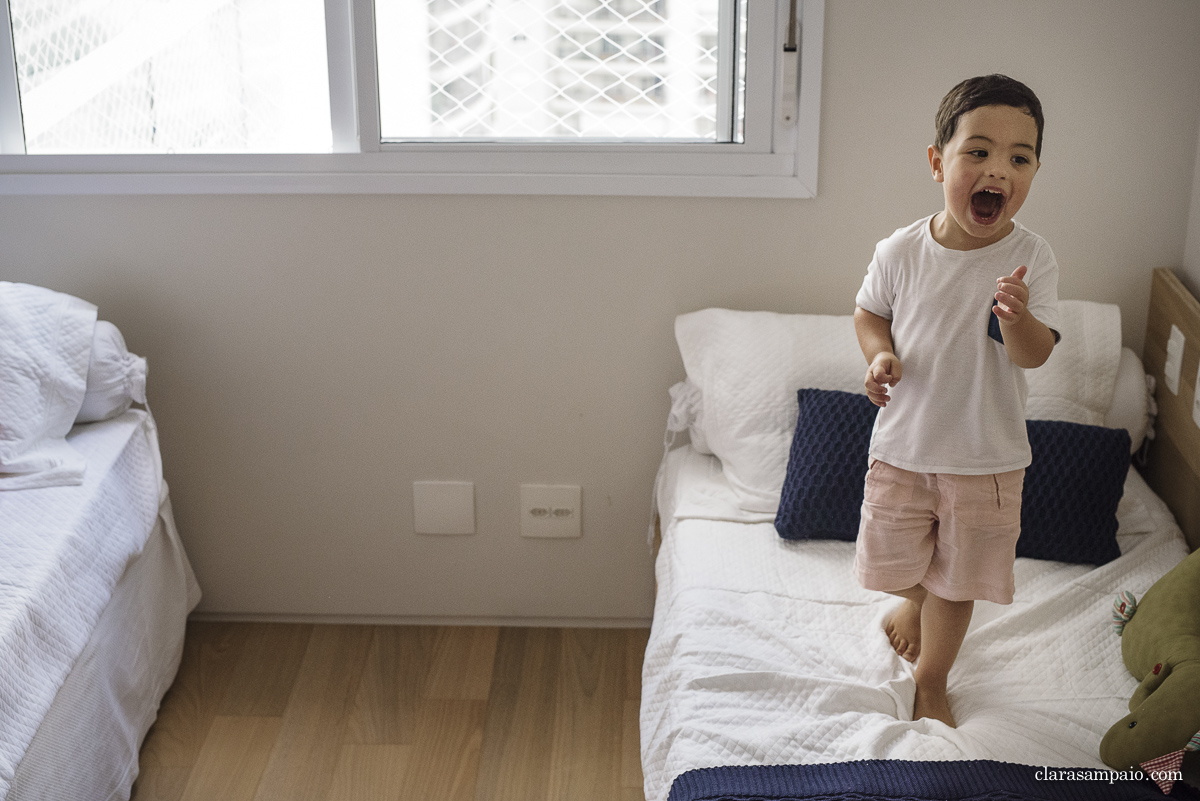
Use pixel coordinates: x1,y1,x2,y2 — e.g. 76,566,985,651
188,612,652,629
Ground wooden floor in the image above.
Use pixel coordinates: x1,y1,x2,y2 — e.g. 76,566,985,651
132,623,650,801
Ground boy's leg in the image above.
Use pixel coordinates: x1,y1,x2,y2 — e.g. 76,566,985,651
909,470,1023,727
883,585,926,662
912,592,973,727
855,461,939,661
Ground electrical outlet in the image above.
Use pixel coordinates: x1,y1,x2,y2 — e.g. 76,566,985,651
520,484,581,538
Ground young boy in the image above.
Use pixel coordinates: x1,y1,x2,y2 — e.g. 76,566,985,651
852,74,1060,728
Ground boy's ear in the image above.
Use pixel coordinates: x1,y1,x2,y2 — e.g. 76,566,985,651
928,145,944,183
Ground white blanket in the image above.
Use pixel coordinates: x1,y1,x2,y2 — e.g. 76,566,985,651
641,446,1190,801
0,411,163,799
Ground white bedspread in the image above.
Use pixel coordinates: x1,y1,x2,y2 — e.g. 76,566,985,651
0,410,162,800
641,446,1190,801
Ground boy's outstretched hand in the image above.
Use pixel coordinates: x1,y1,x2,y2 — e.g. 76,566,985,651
865,352,902,407
993,265,1030,323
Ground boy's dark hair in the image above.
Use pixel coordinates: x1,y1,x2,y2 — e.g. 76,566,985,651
934,74,1044,160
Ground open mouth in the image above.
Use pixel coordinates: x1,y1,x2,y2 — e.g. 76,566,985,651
970,189,1005,225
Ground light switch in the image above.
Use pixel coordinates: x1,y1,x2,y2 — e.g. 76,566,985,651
413,481,475,535
1165,324,1184,395
1193,364,1200,429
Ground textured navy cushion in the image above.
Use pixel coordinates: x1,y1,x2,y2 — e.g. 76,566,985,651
774,391,1131,563
1018,420,1130,565
667,760,1177,801
774,389,877,541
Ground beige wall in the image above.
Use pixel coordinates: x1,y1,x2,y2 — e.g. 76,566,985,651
3,1,1200,623
1183,113,1200,296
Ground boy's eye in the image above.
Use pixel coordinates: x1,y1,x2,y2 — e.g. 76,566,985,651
968,149,987,158
1013,156,1031,165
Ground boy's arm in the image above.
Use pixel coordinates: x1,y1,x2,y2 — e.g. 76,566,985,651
994,265,1056,368
854,306,902,408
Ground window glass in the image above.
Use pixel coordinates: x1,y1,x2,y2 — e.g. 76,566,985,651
0,0,822,197
375,0,746,142
9,0,331,154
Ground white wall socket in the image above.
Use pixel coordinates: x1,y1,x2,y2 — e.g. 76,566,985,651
520,484,581,538
413,481,475,535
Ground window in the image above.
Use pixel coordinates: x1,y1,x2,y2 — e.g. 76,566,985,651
0,0,824,197
4,0,330,154
390,0,735,141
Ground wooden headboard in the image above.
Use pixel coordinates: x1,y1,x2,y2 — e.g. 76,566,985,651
1140,267,1200,552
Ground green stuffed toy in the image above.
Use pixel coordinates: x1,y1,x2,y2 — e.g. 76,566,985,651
1101,548,1200,793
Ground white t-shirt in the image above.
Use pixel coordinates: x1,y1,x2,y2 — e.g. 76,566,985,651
855,215,1060,475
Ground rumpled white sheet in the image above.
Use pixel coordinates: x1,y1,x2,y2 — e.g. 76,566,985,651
0,283,97,490
641,446,1190,801
0,410,163,799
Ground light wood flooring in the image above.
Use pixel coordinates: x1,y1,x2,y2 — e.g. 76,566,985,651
131,622,650,801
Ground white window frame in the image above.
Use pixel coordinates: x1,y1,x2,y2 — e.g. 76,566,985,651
0,0,823,197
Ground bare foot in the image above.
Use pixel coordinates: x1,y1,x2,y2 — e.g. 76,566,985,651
913,681,956,727
883,599,922,662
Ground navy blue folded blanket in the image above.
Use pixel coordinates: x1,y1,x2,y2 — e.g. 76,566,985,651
666,760,1197,801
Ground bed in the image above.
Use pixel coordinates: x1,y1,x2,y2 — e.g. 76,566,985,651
0,282,200,801
642,272,1200,801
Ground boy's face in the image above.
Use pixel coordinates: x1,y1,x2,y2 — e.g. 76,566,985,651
928,104,1040,250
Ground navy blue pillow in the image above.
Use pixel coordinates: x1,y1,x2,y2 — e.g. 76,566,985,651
774,390,1132,565
774,389,877,541
1018,420,1130,565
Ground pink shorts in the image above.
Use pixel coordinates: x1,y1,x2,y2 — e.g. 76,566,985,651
853,459,1025,605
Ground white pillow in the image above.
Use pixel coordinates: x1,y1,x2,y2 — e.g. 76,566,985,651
0,282,97,489
1103,347,1152,454
672,301,1141,515
666,378,711,454
77,320,148,423
673,309,863,513
1025,300,1122,426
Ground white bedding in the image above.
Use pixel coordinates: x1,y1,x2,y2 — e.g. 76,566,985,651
0,410,165,799
640,445,1190,801
0,282,97,490
12,492,199,801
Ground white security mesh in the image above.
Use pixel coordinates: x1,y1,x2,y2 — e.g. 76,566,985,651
10,0,330,154
377,0,745,142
